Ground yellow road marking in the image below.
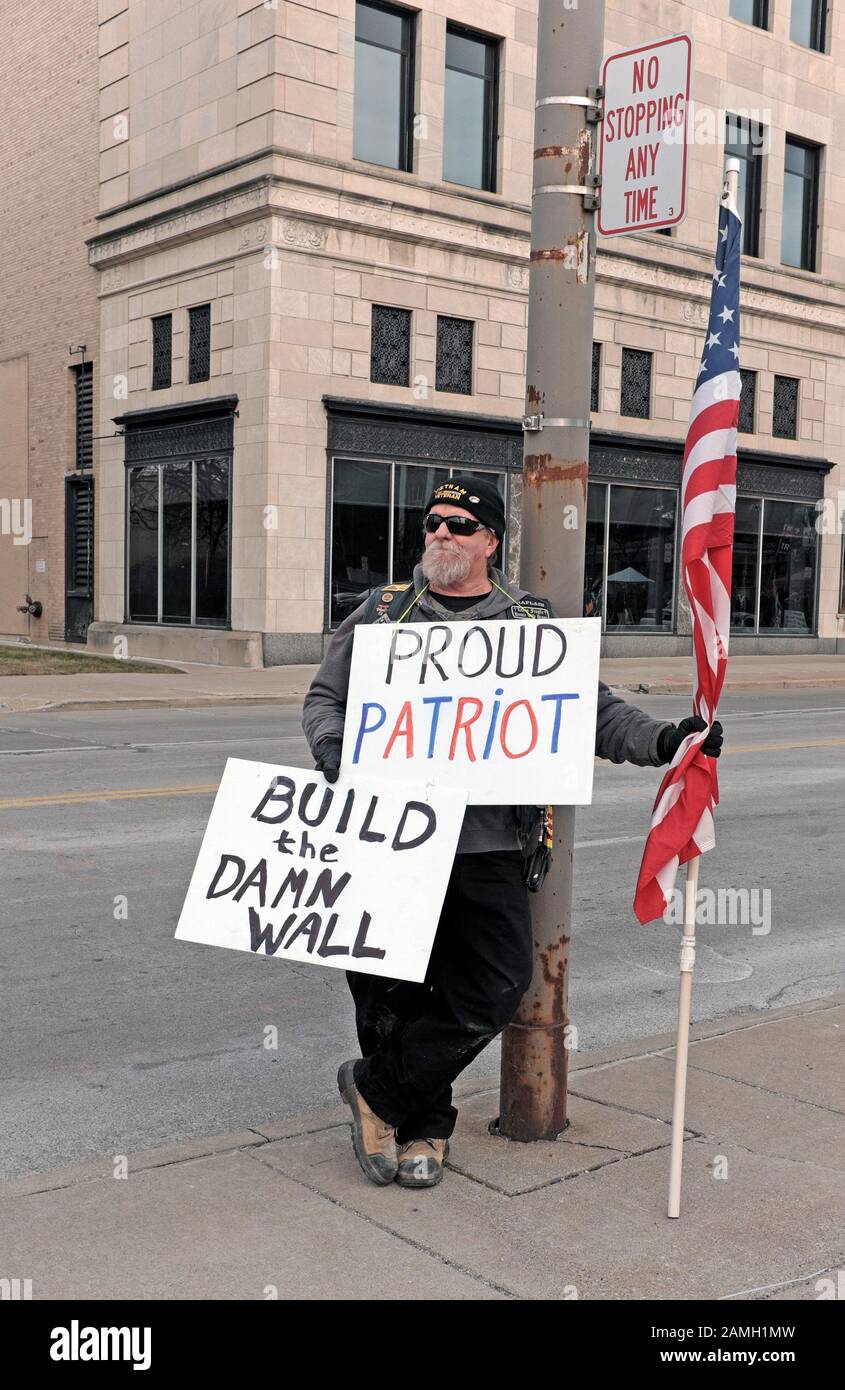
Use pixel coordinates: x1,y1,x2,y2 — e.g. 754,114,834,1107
0,784,218,810
721,738,845,755
0,737,843,811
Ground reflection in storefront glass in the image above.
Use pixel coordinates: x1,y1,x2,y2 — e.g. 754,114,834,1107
331,459,389,624
195,458,229,626
584,483,606,617
127,466,159,623
730,496,761,630
162,463,193,625
393,464,449,581
606,485,676,630
759,499,817,633
330,460,509,624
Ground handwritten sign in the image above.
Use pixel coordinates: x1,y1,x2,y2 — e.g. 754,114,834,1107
175,760,467,982
342,618,601,805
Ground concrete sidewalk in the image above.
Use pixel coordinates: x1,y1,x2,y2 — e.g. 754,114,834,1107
4,995,843,1300
2,651,845,713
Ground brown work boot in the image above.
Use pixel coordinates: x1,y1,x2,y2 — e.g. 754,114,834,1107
337,1060,398,1185
395,1138,450,1188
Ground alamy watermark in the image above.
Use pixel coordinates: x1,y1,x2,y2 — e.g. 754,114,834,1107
0,498,32,546
663,886,771,935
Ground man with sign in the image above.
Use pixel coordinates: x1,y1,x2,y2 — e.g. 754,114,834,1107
304,474,721,1188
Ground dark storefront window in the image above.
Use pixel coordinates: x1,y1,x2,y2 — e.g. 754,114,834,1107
606,485,676,630
730,496,761,630
331,459,390,624
195,459,230,623
584,482,606,617
582,482,676,630
443,25,499,191
127,457,230,626
162,463,192,624
393,463,449,581
731,495,819,634
330,459,507,624
127,466,159,623
758,499,818,632
353,1,415,171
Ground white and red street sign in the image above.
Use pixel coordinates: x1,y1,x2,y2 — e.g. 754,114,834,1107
597,33,693,237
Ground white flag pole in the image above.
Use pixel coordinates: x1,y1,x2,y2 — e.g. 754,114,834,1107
667,852,700,1218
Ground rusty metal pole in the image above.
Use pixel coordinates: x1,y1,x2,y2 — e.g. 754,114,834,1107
498,0,606,1140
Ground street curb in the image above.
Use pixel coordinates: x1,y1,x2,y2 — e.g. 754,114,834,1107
0,693,311,714
612,678,845,694
4,993,841,1198
5,677,845,714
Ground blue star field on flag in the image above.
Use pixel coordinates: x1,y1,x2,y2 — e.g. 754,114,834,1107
696,199,742,388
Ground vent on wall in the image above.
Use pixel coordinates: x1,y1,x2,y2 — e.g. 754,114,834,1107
73,361,93,469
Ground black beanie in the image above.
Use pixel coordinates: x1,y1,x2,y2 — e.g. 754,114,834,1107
425,474,506,540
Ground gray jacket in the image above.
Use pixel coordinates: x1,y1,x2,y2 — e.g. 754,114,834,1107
302,566,673,853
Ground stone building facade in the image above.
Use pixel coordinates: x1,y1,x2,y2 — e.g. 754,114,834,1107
4,0,844,657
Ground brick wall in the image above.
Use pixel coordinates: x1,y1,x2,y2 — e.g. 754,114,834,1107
0,0,100,640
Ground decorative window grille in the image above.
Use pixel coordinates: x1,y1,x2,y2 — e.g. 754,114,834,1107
370,306,411,386
772,375,799,439
188,304,211,384
151,315,172,391
620,347,652,418
591,342,601,412
738,369,757,433
435,316,473,395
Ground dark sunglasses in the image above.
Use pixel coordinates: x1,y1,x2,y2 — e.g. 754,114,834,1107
423,512,489,537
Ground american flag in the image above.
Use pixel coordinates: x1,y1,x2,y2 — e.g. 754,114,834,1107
633,187,741,925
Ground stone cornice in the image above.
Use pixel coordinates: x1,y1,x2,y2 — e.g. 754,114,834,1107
87,169,845,335
597,239,845,334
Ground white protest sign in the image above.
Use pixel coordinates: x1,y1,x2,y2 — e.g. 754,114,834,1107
342,617,601,805
175,759,467,983
597,33,693,236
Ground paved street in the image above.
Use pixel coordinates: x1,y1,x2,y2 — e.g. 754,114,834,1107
1,689,843,1177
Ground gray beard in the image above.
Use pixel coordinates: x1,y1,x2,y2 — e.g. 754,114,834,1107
420,541,473,588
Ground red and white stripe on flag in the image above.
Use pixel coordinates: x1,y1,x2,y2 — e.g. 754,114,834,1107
633,187,742,925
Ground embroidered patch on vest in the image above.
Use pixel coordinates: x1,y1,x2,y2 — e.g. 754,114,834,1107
510,597,553,620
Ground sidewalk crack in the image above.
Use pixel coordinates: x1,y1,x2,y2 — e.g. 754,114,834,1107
685,1062,845,1117
243,1145,521,1299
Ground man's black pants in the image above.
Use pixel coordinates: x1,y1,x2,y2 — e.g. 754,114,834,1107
346,850,533,1142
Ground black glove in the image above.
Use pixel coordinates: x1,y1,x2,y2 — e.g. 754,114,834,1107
314,736,343,784
657,716,723,764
